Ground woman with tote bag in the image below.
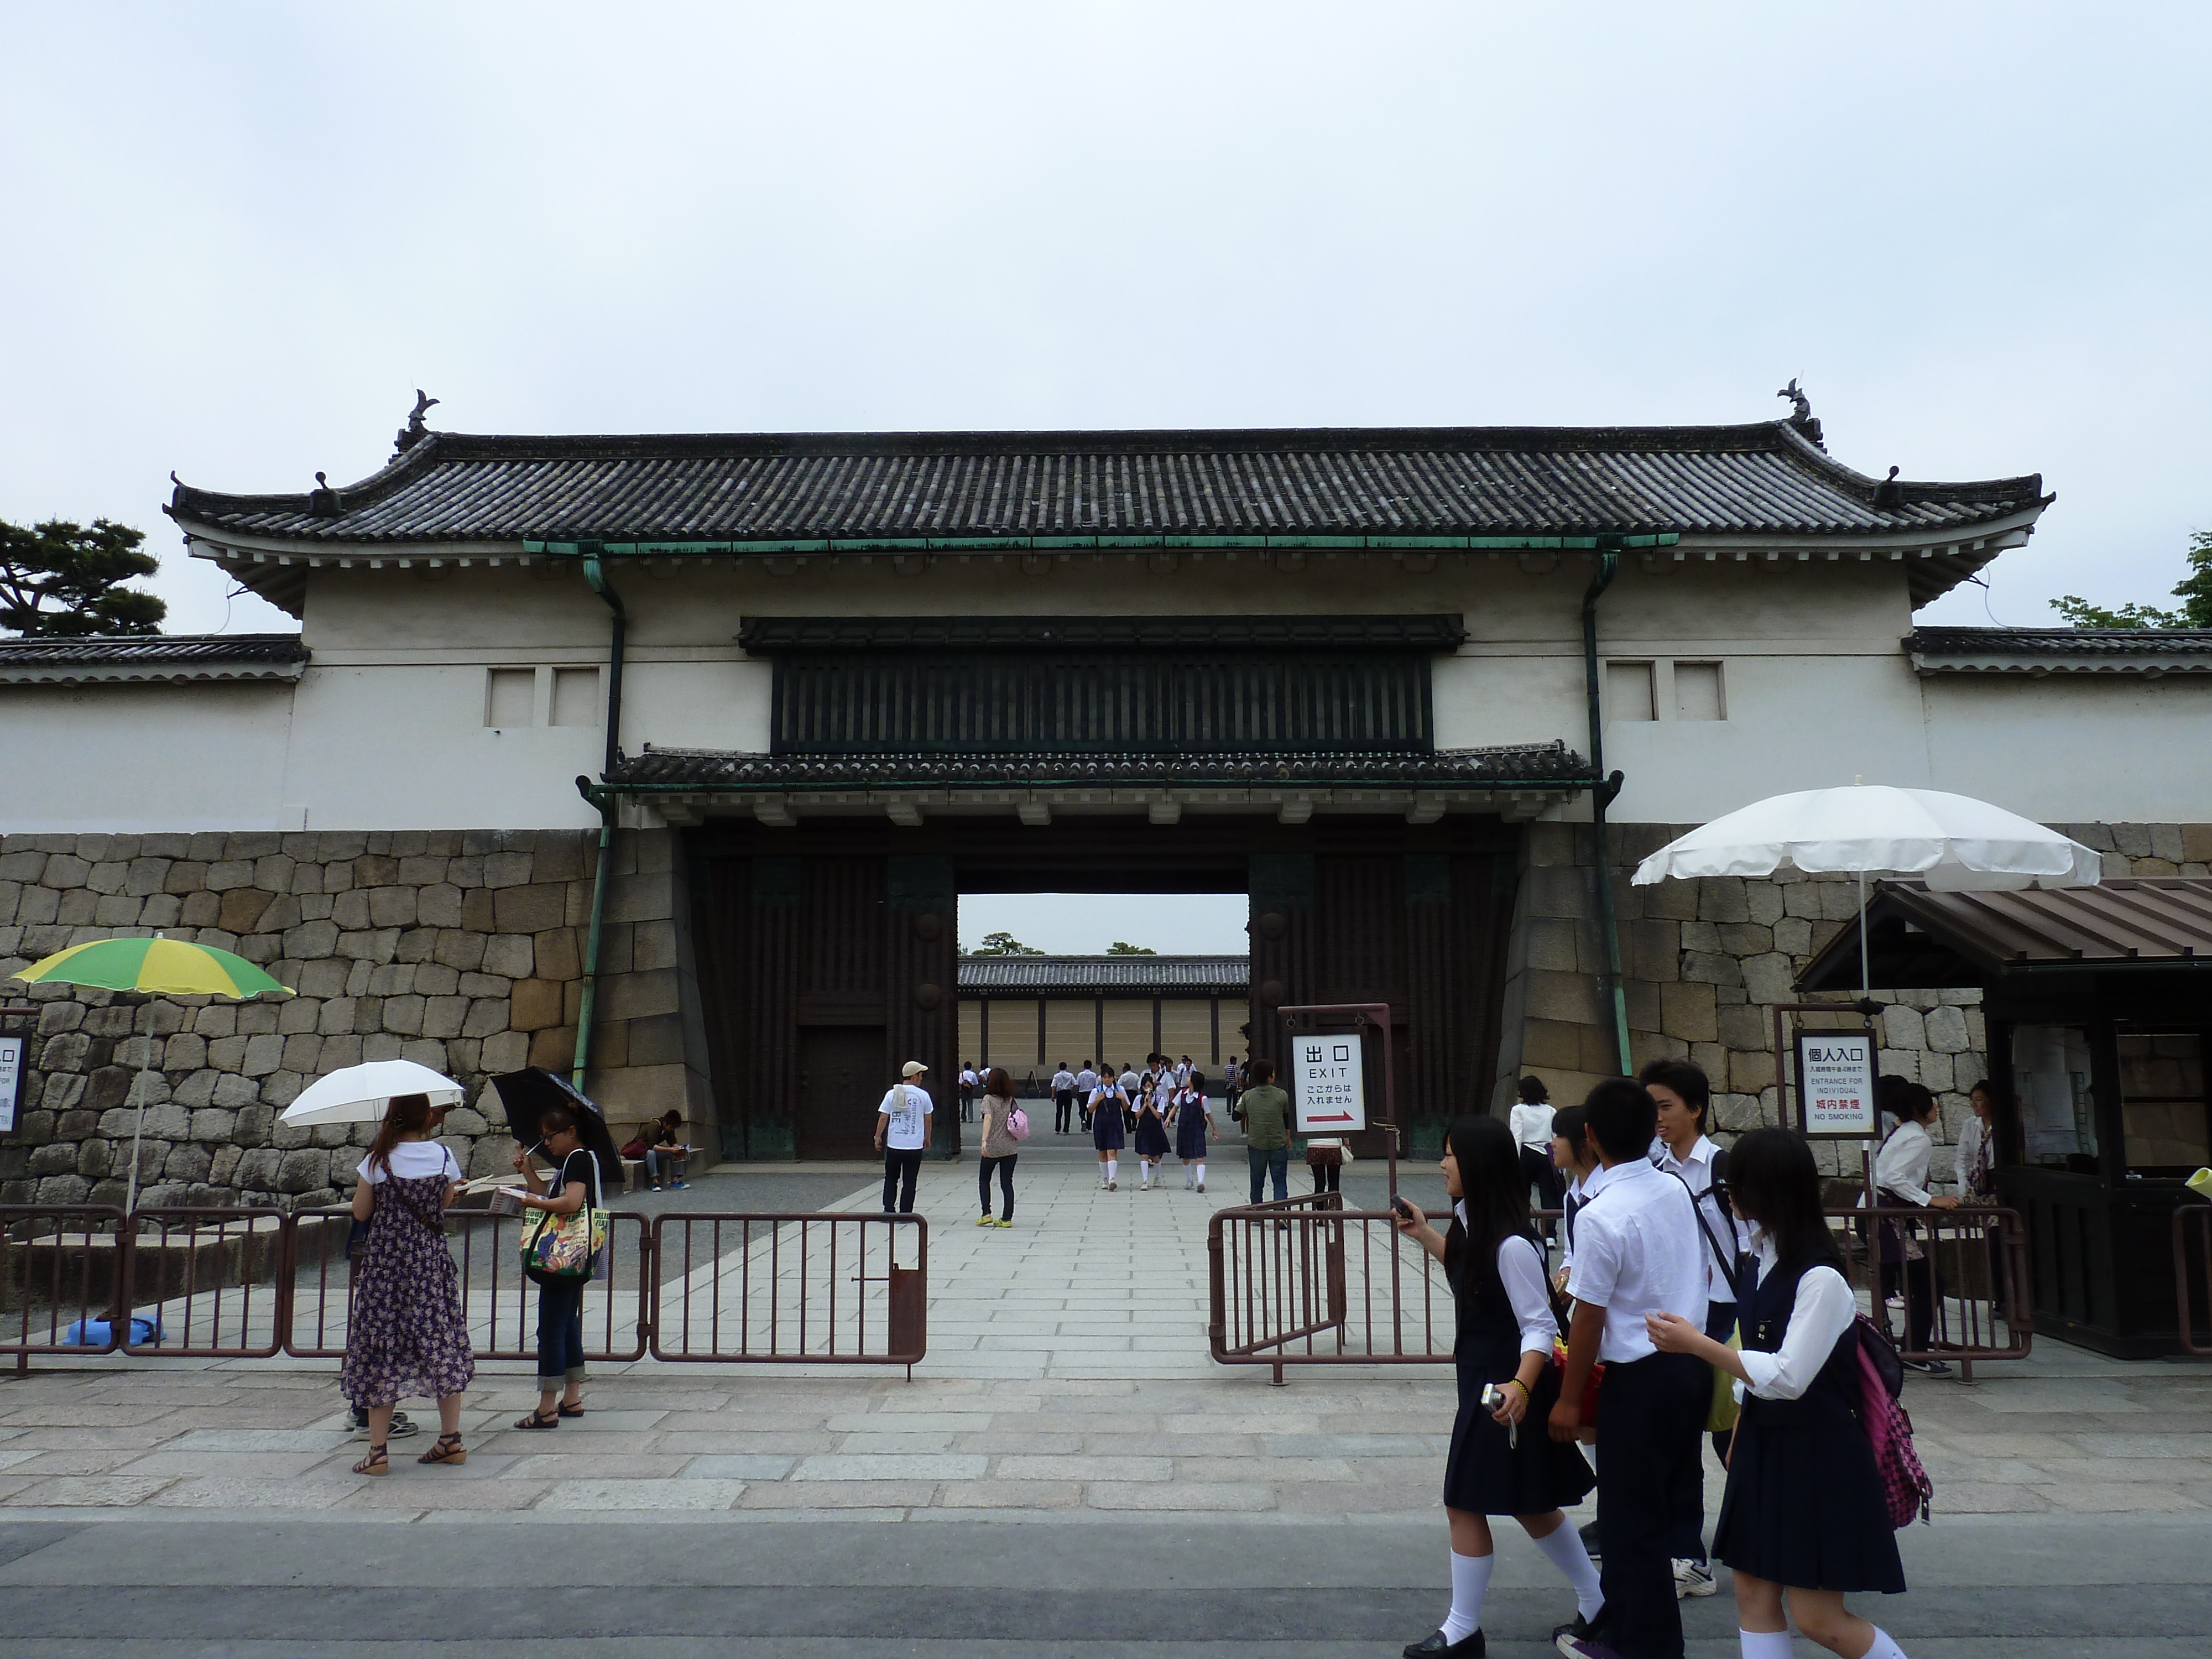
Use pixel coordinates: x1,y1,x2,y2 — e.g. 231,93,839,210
510,1104,611,1429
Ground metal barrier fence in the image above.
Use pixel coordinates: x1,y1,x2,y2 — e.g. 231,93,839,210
0,1204,925,1371
651,1214,927,1372
1208,1197,2032,1381
2178,1203,2212,1358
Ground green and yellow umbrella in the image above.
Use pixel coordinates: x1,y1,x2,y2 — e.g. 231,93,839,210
14,935,292,1000
11,934,292,1213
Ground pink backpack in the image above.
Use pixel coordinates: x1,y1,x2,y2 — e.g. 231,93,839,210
1853,1314,1933,1527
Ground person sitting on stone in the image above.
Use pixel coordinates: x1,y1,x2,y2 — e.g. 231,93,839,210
644,1111,692,1190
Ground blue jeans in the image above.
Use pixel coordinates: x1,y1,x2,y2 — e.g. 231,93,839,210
536,1277,586,1386
1247,1146,1288,1204
645,1147,685,1185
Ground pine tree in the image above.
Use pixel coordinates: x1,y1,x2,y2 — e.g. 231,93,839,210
0,518,166,637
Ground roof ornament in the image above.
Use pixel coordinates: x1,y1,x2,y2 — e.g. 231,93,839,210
308,471,342,518
1874,465,1904,509
394,389,440,455
1776,378,1824,449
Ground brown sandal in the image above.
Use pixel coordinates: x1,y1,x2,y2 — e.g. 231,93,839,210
352,1443,389,1477
556,1402,585,1418
416,1432,467,1465
513,1408,559,1430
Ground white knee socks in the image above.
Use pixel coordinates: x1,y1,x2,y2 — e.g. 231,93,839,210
1738,1632,1793,1659
1193,1161,1205,1185
1860,1630,1909,1659
1439,1551,1492,1644
1105,1159,1117,1184
1532,1521,1604,1618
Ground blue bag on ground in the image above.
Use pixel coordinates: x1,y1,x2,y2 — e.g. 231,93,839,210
61,1316,163,1347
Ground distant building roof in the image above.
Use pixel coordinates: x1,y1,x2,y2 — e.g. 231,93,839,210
959,954,1249,995
1906,627,2212,676
1799,878,2212,991
0,633,308,687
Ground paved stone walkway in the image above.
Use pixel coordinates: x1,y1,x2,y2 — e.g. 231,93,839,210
0,1141,2204,1526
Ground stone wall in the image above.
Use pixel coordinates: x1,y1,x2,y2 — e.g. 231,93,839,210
0,828,710,1211
1495,820,2212,1183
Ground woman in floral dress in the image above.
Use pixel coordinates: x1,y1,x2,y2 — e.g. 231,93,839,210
341,1092,475,1475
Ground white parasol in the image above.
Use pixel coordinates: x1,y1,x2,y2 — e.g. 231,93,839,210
1633,784,2101,997
279,1058,464,1127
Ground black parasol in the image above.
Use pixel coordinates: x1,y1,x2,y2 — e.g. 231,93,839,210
492,1067,623,1193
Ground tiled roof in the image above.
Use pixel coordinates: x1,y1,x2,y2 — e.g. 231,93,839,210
604,741,1593,790
959,955,1249,994
0,633,308,687
1905,627,2212,675
1800,878,2212,990
169,423,2046,546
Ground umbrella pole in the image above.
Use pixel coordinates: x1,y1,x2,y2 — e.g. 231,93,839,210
1858,872,1872,1001
123,1048,150,1219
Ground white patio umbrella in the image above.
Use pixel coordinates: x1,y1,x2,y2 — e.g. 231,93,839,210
1632,784,2102,997
279,1058,463,1127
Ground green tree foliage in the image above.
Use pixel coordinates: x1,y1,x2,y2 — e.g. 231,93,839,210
1107,941,1157,956
2053,529,2212,629
969,930,1044,957
0,517,166,638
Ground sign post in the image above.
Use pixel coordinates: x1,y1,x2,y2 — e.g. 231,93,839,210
1772,999,1882,1140
1276,1003,1397,1206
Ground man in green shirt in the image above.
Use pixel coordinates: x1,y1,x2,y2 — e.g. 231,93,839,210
1238,1059,1293,1203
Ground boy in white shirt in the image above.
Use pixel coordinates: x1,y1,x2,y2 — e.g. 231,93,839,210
1550,1078,1709,1659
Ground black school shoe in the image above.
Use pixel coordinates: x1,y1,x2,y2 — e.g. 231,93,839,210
1551,1613,1594,1644
1402,1630,1484,1657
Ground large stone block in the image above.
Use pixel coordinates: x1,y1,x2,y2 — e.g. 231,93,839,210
528,1025,578,1070
482,1031,530,1073
1741,953,1797,1007
281,1033,323,1073
1521,968,1602,1028
1681,952,1745,988
415,963,459,996
417,884,464,928
605,872,674,926
337,928,401,963
422,995,469,1039
1924,1004,1970,1054
215,1073,263,1110
284,919,340,960
511,979,564,1031
1522,917,1580,973
1881,1005,1927,1051
1718,1003,1770,1052
533,927,582,982
494,883,566,934
482,850,533,890
237,1000,280,1035
241,1032,288,1077
278,995,321,1034
1522,865,1590,922
217,888,274,934
41,853,92,888
367,886,418,928
1718,923,1773,957
394,927,440,964
432,929,488,972
483,935,534,978
462,997,510,1037
1658,980,1718,1044
382,994,427,1036
1696,878,1750,925
330,889,372,930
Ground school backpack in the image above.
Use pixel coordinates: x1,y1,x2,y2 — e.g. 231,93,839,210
1852,1313,1933,1527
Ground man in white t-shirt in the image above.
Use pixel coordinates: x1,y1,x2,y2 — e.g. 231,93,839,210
1551,1077,1708,1659
1074,1063,1099,1130
875,1061,934,1214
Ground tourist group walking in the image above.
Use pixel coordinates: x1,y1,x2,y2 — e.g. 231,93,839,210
1399,1060,1924,1659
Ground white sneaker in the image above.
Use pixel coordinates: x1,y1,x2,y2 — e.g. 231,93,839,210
1107,1180,1117,1190
1673,1558,1717,1598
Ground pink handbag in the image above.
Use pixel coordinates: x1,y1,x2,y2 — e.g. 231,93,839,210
1005,1106,1030,1141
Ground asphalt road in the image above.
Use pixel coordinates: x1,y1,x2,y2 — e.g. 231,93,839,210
0,1514,2199,1656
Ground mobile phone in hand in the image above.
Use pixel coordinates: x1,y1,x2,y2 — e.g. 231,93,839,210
1392,1197,1415,1219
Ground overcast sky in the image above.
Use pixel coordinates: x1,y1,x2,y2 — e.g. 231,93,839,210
5,2,2206,638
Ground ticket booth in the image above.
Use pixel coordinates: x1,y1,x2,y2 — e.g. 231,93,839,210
1799,878,2212,1358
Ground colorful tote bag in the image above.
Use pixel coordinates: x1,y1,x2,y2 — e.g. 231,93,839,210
520,1204,609,1283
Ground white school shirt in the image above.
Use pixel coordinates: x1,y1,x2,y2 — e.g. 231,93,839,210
1074,1068,1099,1094
1118,1070,1141,1093
1870,1119,1935,1206
1051,1069,1077,1093
1651,1133,1749,1307
357,1141,463,1185
1564,1157,1707,1364
1174,1061,1191,1086
1456,1202,1560,1357
878,1084,933,1150
1733,1237,1858,1402
1087,1083,1126,1114
1508,1100,1555,1152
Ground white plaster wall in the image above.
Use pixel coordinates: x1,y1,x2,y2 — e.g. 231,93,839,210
0,682,293,833
1918,675,2212,823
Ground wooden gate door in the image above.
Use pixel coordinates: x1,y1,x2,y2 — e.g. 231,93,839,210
797,1027,885,1160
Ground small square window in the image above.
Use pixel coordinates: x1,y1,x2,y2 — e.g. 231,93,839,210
485,668,534,728
1674,661,1725,721
551,667,601,727
1606,661,1655,721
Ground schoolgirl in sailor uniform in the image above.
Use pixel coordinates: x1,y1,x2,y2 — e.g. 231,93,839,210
1395,1115,1603,1658
1650,1127,1912,1659
1170,1079,1211,1190
1131,1078,1172,1187
1089,1079,1128,1188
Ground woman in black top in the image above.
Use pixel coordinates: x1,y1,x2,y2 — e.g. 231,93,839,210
511,1104,607,1429
1394,1115,1602,1658
1651,1128,1911,1659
